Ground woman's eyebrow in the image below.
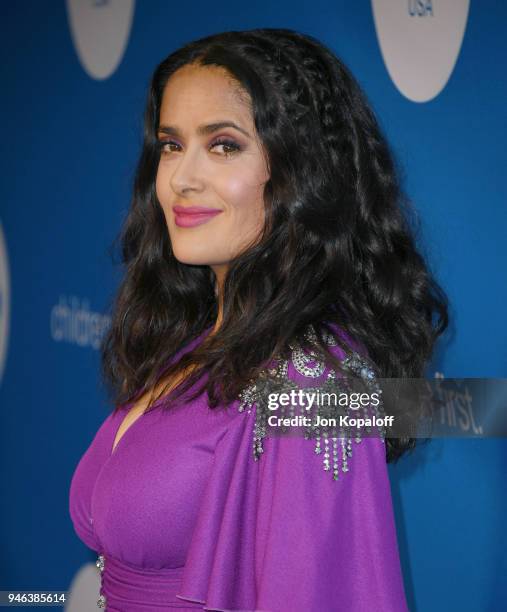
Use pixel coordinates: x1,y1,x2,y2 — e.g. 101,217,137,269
158,121,252,139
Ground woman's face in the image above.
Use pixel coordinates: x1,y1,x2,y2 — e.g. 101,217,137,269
155,63,270,285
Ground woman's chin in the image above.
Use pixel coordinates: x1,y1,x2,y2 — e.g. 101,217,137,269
171,249,216,267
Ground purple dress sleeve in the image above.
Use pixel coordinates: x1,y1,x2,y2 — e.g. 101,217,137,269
175,329,409,612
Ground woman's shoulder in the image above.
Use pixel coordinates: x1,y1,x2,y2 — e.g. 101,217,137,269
238,321,376,397
283,321,375,378
234,321,385,469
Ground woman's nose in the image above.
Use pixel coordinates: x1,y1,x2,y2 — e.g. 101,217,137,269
170,147,206,196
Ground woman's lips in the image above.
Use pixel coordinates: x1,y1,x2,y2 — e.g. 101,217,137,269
172,206,223,228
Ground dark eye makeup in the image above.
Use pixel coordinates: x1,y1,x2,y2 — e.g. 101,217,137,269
156,136,242,157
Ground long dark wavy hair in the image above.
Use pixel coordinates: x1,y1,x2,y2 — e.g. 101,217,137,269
100,28,449,463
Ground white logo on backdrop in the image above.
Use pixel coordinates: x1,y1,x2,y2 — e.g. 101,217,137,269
66,0,136,80
50,295,111,350
65,562,101,611
0,221,10,385
371,0,470,102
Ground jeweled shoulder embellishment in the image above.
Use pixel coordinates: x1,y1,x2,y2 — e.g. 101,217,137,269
291,345,326,378
288,324,338,378
238,378,267,460
237,327,386,480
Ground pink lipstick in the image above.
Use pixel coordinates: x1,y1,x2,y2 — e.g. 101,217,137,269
173,205,223,228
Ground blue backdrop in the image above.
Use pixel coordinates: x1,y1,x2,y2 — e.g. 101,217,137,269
0,1,505,611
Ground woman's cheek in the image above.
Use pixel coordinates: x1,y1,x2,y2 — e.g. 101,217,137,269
155,171,172,218
220,170,265,214
218,173,248,208
155,171,164,205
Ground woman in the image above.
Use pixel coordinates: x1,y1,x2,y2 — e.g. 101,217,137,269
69,28,448,611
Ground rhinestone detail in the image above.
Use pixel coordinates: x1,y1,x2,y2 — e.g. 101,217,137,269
291,345,326,378
96,555,106,608
237,325,386,479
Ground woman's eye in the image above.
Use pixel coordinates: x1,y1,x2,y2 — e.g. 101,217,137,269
158,140,181,155
157,138,241,157
209,139,241,157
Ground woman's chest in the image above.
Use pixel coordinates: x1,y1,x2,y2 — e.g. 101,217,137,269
89,400,234,569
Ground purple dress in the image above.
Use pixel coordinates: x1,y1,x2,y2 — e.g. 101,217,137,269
69,326,409,611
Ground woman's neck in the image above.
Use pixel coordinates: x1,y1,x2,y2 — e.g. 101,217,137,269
210,265,226,336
